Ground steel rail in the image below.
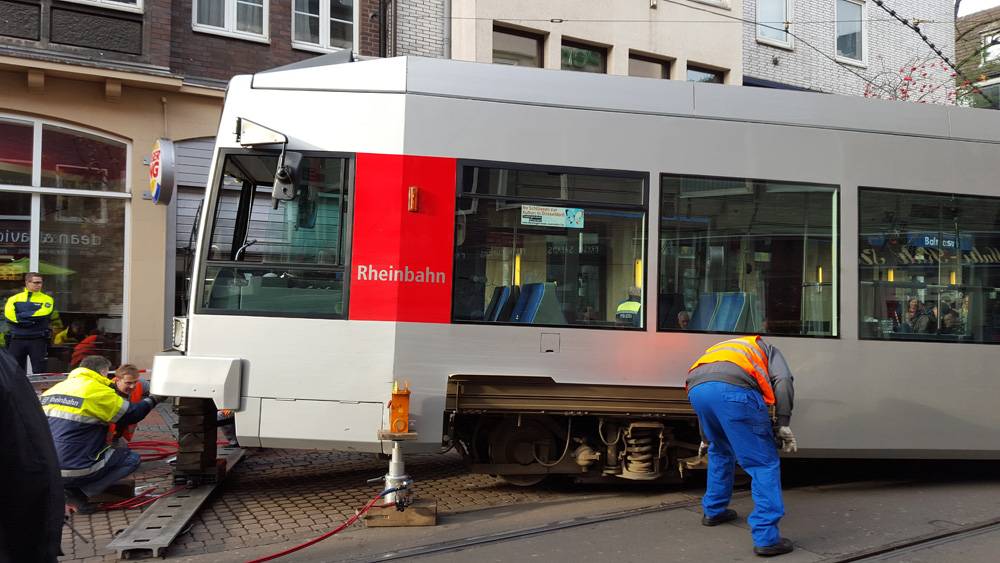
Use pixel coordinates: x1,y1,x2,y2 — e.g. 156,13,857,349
824,516,1000,562
354,492,751,562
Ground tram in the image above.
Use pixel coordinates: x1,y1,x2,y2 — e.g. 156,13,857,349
154,55,1000,484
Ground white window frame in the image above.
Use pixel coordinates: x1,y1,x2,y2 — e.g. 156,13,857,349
192,0,270,44
0,113,132,360
59,0,143,14
291,0,358,53
835,0,867,67
689,0,731,10
981,30,1000,66
756,0,793,50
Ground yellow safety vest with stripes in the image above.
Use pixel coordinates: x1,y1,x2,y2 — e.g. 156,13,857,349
616,299,642,326
4,288,59,339
41,367,128,476
688,336,776,405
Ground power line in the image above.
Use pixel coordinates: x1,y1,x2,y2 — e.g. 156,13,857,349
869,0,994,106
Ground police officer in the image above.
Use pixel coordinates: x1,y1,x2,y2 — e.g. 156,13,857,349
615,286,642,327
3,272,60,374
686,335,797,557
41,355,163,514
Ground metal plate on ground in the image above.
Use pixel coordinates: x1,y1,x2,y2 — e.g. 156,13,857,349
107,448,245,559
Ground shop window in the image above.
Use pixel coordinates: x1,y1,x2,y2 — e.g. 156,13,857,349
40,195,126,370
757,0,792,47
687,65,725,83
293,0,353,52
194,0,268,41
983,31,1000,65
836,0,864,63
0,119,33,186
200,153,348,317
628,54,670,79
561,40,607,74
859,188,1000,344
0,193,32,324
493,25,544,67
452,164,647,328
659,175,837,336
41,125,127,192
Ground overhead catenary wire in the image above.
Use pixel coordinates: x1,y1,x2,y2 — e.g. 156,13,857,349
869,0,995,107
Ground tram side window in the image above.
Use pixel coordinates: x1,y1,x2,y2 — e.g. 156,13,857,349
452,165,647,328
659,175,838,336
199,153,348,317
859,188,1000,343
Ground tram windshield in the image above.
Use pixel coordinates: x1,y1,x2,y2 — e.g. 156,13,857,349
197,152,349,317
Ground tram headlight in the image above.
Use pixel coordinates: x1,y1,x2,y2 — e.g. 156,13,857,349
172,317,188,352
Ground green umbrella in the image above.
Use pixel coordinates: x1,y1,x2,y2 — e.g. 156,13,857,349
0,257,75,278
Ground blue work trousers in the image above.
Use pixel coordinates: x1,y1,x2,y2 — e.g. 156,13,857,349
688,381,784,547
63,447,141,499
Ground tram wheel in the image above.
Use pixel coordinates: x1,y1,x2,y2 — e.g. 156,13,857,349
488,417,557,487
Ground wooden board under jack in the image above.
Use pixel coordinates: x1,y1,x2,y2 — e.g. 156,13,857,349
363,499,437,527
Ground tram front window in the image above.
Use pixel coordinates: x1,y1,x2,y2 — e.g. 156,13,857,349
452,165,647,328
658,175,838,336
198,152,348,317
859,188,1000,343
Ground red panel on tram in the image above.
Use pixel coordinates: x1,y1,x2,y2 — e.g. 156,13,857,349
350,153,457,323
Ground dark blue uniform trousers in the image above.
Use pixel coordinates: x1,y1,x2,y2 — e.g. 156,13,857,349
7,337,47,374
688,381,784,547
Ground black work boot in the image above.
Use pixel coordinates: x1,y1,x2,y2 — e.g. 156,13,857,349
701,508,738,526
754,538,794,557
64,487,96,515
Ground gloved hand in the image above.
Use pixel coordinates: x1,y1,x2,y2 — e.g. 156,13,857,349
698,441,709,457
776,426,797,453
148,394,169,406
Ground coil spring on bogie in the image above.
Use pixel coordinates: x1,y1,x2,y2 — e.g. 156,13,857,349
624,427,658,474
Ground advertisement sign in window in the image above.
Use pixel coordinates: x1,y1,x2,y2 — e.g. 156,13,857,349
520,205,584,228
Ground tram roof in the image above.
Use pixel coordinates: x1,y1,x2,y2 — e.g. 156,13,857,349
249,55,1000,144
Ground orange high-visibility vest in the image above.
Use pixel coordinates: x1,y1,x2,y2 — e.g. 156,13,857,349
107,381,144,443
688,336,775,405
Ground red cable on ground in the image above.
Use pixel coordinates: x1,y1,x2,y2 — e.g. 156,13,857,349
100,485,187,511
245,489,402,563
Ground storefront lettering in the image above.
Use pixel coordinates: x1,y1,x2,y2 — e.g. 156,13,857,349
0,229,102,247
860,246,1000,266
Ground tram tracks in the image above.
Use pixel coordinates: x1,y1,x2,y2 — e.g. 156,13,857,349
350,489,1000,563
824,515,1000,562
353,492,748,562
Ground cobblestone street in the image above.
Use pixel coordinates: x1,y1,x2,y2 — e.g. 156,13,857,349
60,405,659,562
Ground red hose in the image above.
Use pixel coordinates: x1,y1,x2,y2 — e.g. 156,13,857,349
100,485,187,511
244,488,404,563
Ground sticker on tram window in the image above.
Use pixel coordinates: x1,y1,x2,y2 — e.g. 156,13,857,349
520,205,585,229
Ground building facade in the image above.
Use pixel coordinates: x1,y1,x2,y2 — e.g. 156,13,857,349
1,0,748,371
0,0,373,370
743,0,956,103
957,6,1000,109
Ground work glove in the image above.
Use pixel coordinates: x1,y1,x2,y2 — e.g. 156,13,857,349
776,426,797,453
148,394,169,406
698,441,709,458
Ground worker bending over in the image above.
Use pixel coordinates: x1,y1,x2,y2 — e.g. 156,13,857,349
686,335,797,557
41,355,163,513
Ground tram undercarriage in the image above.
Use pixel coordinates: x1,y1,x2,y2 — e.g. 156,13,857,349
444,375,702,485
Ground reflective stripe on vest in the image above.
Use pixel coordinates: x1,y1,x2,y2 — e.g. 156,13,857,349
60,447,113,478
688,335,776,405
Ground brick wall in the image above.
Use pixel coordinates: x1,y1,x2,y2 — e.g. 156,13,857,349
359,0,382,56
743,0,955,103
395,0,446,57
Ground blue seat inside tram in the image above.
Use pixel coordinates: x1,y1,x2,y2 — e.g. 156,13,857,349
484,285,521,321
509,283,565,324
689,292,754,332
689,294,719,331
708,292,746,332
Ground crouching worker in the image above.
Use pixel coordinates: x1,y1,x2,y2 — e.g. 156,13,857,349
41,355,164,513
108,364,145,447
686,336,797,557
